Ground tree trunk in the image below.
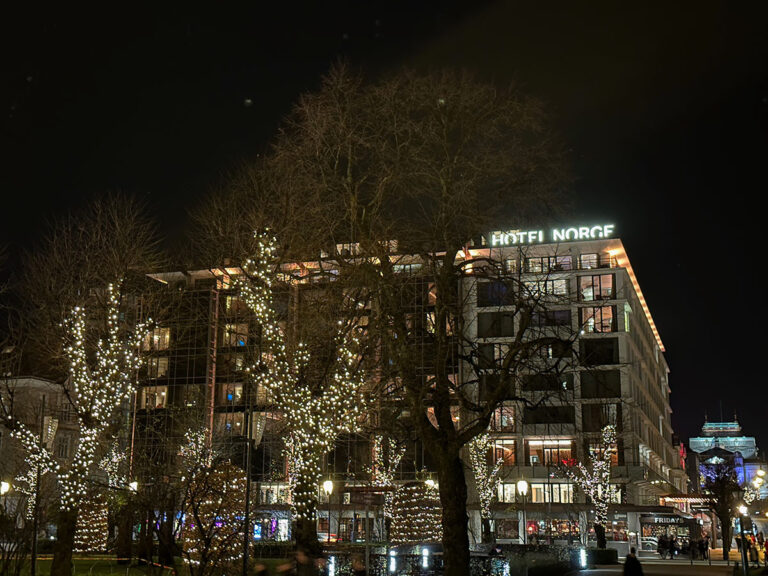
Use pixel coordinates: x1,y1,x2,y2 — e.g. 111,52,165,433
294,515,321,556
115,504,133,564
137,510,153,563
594,523,607,549
481,518,494,544
720,516,732,561
51,509,77,576
437,450,471,576
157,514,176,567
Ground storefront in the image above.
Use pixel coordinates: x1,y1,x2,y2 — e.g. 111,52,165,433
639,513,698,553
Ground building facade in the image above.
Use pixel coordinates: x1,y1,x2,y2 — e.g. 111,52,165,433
129,224,687,554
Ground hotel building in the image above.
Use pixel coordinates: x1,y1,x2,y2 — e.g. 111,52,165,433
129,224,687,554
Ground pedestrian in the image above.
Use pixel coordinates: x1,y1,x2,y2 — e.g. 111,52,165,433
698,537,706,560
623,547,644,576
669,536,679,559
704,534,710,559
750,539,760,568
657,533,668,560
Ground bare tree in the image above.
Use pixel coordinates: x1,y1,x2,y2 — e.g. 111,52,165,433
701,459,740,561
193,65,570,575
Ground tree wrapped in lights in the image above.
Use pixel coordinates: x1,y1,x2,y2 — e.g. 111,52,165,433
391,481,442,545
236,231,367,552
74,490,109,553
181,461,247,576
371,434,406,522
467,432,503,543
10,281,150,576
561,424,617,549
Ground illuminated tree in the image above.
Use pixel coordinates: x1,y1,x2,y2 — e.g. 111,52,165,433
9,281,149,576
236,231,367,553
74,490,109,553
181,460,247,576
391,481,442,545
561,424,617,549
371,434,406,523
468,432,503,543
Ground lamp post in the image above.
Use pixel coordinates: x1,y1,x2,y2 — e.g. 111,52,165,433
323,480,334,544
738,504,749,576
0,481,9,509
517,479,529,544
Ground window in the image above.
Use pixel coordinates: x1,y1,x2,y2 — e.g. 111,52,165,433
522,373,573,391
492,439,516,466
524,405,574,425
545,340,573,359
530,483,574,503
490,403,516,431
476,281,515,307
55,434,71,459
589,442,619,466
580,338,619,365
579,274,614,301
531,309,571,327
225,295,249,314
525,255,572,273
498,483,517,503
142,327,170,351
478,343,509,369
580,306,616,333
527,440,574,466
524,279,569,297
582,403,619,432
140,385,168,409
223,323,249,347
504,259,517,273
580,370,621,398
223,383,243,404
477,312,515,338
579,253,598,269
147,356,169,379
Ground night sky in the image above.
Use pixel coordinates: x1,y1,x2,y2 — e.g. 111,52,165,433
2,3,767,449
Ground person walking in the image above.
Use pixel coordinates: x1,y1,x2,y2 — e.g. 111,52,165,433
624,547,644,576
658,533,668,560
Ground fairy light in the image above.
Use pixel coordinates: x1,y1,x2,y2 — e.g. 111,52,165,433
391,481,442,544
370,435,406,520
11,280,151,516
562,424,617,532
468,432,503,521
235,231,368,523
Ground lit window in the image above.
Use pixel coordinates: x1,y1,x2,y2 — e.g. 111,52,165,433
140,385,168,409
147,356,169,379
491,404,515,431
142,327,170,351
224,323,249,347
580,306,615,333
579,274,614,301
492,439,516,466
527,440,574,466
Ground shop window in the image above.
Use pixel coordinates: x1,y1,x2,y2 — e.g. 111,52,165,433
579,274,614,301
495,518,520,540
142,327,170,351
491,439,516,466
140,385,168,409
580,370,621,398
223,323,249,347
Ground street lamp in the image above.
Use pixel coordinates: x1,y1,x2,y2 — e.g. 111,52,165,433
323,480,334,543
517,479,529,544
737,504,749,576
0,481,9,495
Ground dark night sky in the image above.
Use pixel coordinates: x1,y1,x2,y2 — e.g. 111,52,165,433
2,2,767,449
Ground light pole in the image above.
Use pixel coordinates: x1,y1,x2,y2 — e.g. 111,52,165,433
323,480,334,544
738,504,749,576
1,481,9,509
517,479,529,545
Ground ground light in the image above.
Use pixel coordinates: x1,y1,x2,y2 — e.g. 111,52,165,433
579,548,588,569
388,549,396,573
422,547,430,568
